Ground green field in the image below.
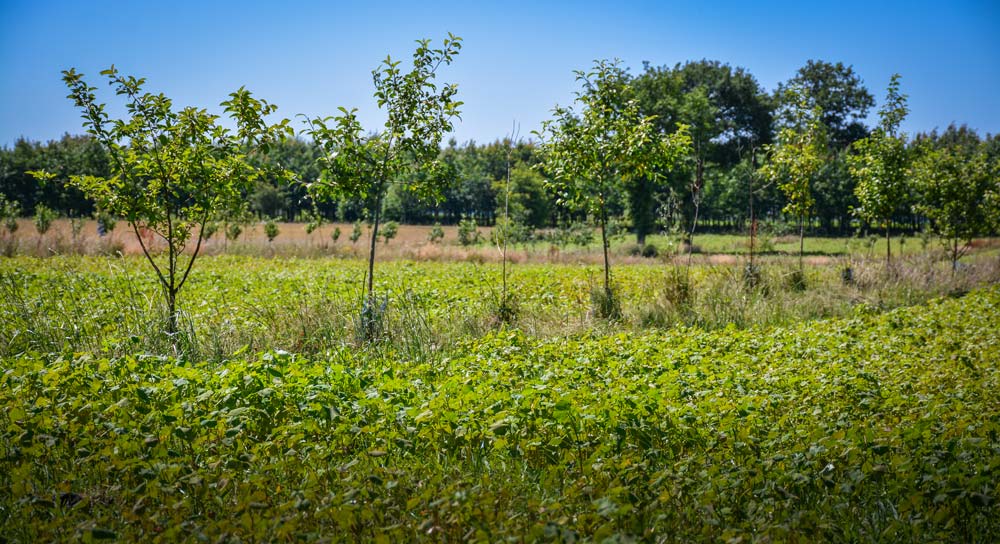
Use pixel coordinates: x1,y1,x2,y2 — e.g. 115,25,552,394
2,270,999,541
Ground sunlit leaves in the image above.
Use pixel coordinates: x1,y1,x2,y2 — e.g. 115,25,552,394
848,74,910,264
2,286,999,540
47,67,292,329
536,59,691,294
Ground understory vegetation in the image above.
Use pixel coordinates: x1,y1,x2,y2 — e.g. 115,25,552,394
1,252,998,362
1,272,998,541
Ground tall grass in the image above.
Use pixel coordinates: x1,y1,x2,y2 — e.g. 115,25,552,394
2,253,998,364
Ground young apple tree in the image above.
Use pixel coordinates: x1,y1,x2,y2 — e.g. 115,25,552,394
848,74,909,268
537,59,690,318
303,34,462,335
50,66,292,334
912,140,994,270
759,87,828,273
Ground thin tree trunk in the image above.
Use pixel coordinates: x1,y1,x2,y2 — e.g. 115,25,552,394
799,217,805,273
366,191,383,302
167,288,177,335
601,210,610,295
748,156,755,272
952,237,959,272
886,224,891,268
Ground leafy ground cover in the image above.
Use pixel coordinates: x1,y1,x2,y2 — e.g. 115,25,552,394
2,283,999,541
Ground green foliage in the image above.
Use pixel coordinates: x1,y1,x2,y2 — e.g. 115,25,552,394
264,219,279,242
0,196,21,234
33,204,56,235
589,284,622,319
304,35,463,303
457,217,480,246
775,60,874,148
632,60,774,243
331,226,341,243
201,221,218,241
4,281,998,541
912,140,994,268
538,59,691,295
380,220,399,244
304,211,321,235
760,86,828,268
494,163,550,229
95,208,116,233
350,221,363,244
546,220,595,247
491,217,534,246
849,74,910,265
225,221,243,242
43,66,291,331
428,223,444,243
250,181,288,219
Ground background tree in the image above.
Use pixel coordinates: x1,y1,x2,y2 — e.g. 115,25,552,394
537,59,690,315
46,66,291,333
633,60,773,244
380,220,399,244
848,74,909,267
304,34,462,311
1,135,110,217
760,88,827,272
33,204,55,237
775,60,874,149
495,163,550,229
912,139,994,270
0,196,20,235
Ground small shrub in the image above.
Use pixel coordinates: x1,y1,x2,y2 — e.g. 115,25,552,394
350,221,363,244
0,197,20,234
428,223,445,243
381,221,399,244
488,291,519,327
569,222,595,246
787,269,807,290
201,221,219,241
34,205,56,235
841,265,854,285
331,226,341,243
641,243,658,258
225,222,243,241
305,214,321,235
590,286,622,320
457,218,480,246
70,217,85,240
95,210,116,235
264,220,279,242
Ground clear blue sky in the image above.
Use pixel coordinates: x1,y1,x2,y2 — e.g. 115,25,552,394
1,0,998,147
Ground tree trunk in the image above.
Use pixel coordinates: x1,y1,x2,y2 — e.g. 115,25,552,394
798,217,805,273
952,237,959,273
366,191,383,302
600,208,611,296
166,288,177,335
885,224,891,269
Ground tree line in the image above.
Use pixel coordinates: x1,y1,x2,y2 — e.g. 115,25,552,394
6,35,998,334
2,58,998,244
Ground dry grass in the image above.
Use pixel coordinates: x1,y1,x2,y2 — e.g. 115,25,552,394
5,219,999,271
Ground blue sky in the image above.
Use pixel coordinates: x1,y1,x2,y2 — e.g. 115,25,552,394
1,0,998,147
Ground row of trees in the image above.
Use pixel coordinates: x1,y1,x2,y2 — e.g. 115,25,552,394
5,59,998,243
3,38,999,330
